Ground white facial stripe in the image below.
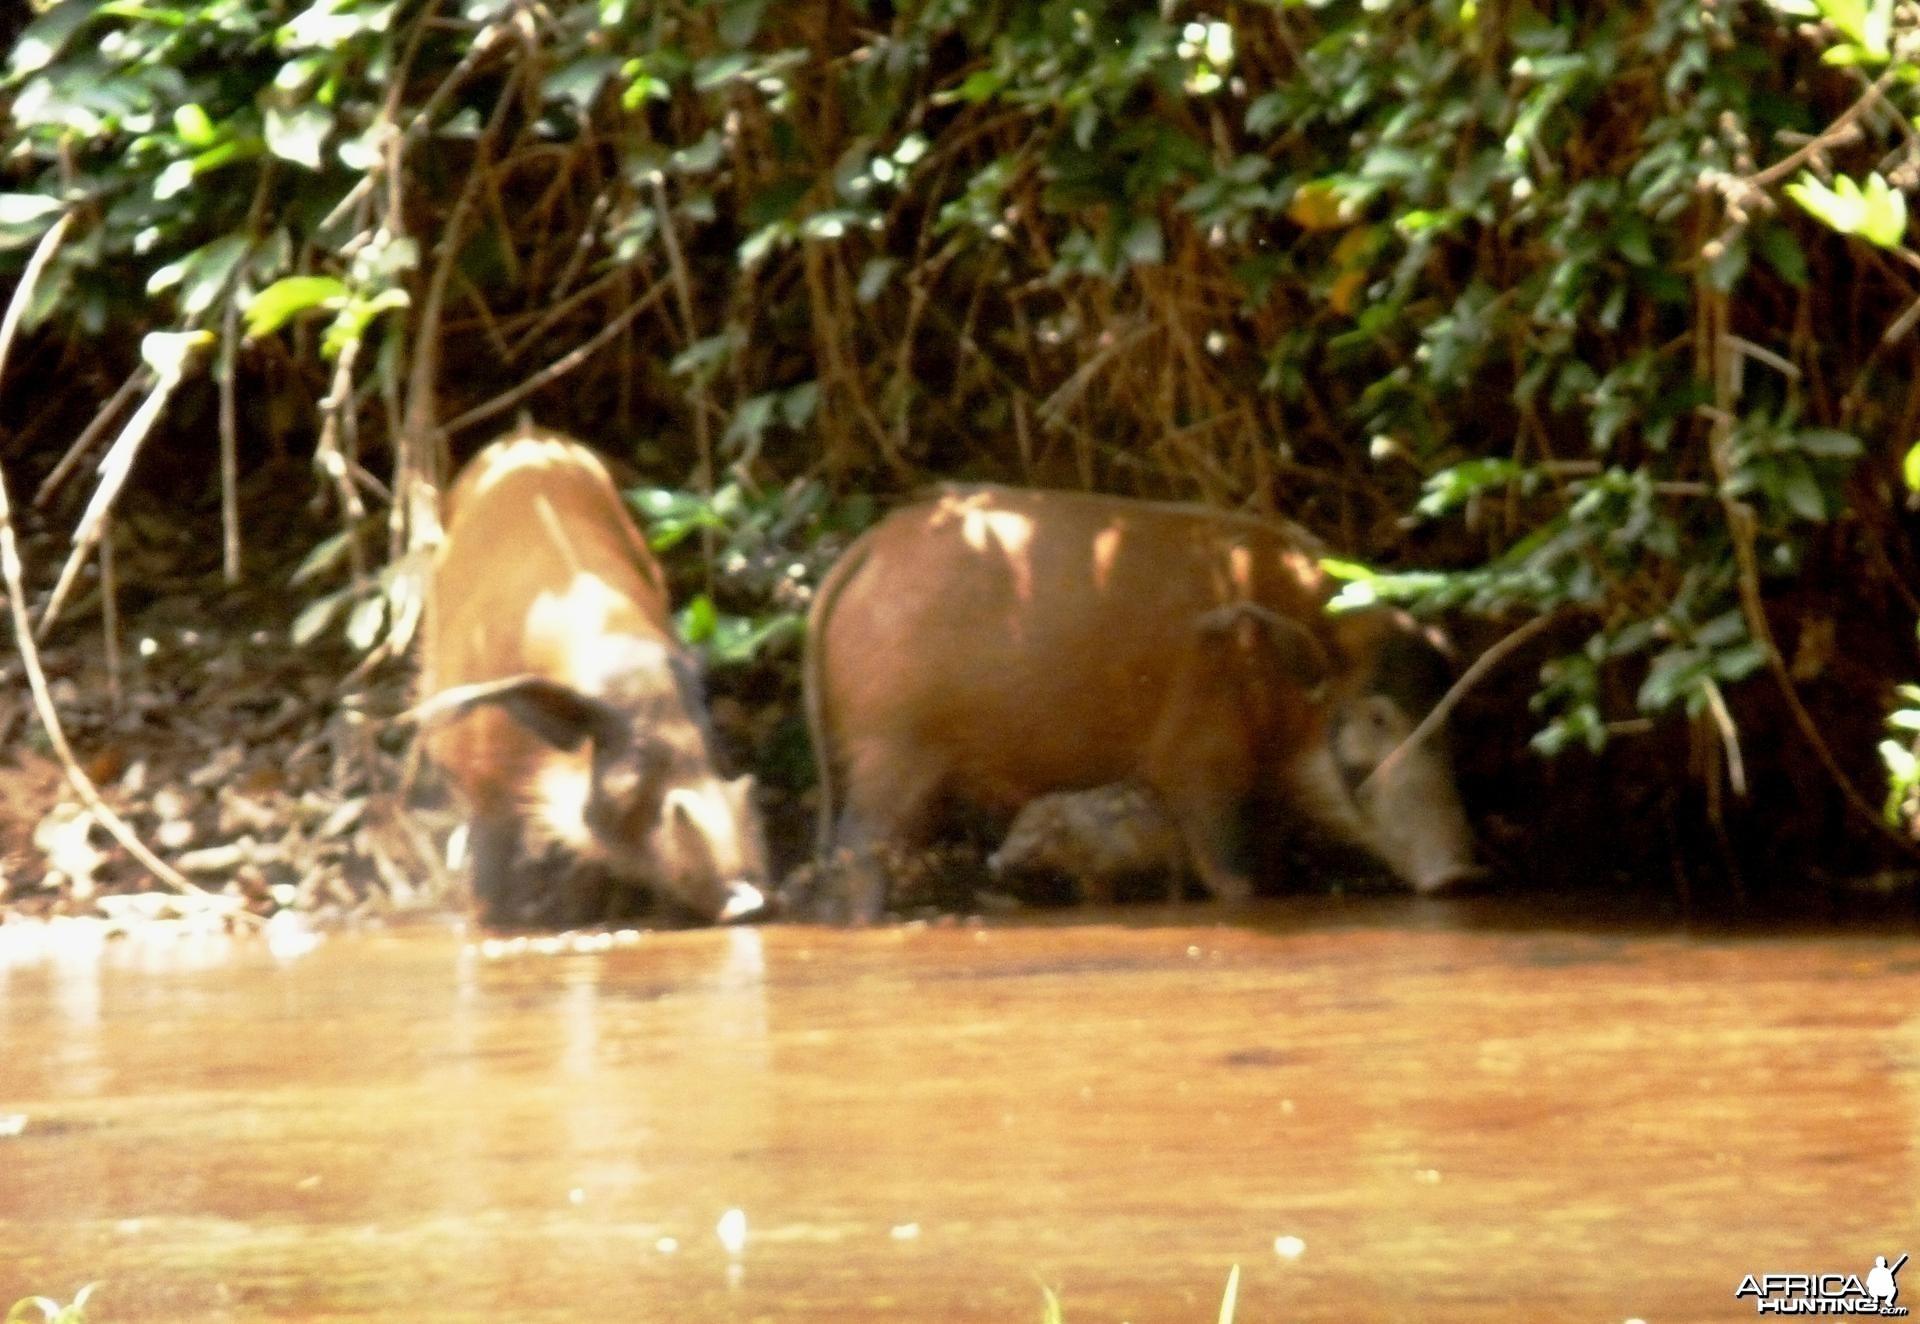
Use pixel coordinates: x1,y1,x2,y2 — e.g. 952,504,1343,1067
530,761,594,851
668,783,746,872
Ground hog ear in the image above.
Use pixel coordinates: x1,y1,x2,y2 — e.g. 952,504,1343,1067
1195,601,1332,690
411,675,626,752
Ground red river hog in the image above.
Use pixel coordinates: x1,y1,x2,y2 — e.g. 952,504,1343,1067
803,485,1476,919
418,425,769,926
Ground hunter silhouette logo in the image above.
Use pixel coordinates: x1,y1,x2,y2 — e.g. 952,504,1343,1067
1736,1253,1909,1315
1871,1258,1907,1310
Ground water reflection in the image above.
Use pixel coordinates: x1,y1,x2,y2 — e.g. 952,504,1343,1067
0,901,1915,1322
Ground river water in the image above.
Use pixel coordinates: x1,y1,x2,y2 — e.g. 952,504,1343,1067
2,897,1916,1322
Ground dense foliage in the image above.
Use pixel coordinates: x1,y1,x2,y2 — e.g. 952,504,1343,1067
4,0,1920,883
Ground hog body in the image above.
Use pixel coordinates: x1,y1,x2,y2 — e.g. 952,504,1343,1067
420,425,768,926
804,485,1475,919
987,782,1188,905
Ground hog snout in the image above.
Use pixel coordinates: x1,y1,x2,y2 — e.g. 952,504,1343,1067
1335,694,1477,893
715,880,770,923
1355,750,1477,892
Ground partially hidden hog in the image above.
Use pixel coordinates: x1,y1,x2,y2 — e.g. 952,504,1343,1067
987,782,1189,905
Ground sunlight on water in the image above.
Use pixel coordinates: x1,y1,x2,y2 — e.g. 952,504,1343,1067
0,907,1914,1322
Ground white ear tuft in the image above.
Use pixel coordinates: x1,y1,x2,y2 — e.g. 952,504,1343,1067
663,787,696,825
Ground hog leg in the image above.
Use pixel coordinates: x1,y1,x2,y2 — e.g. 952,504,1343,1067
467,813,523,928
1149,775,1255,905
827,741,947,923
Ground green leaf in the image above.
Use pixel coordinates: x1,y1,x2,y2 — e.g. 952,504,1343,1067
694,53,752,91
1712,640,1768,682
801,209,872,241
1705,233,1748,292
1121,214,1164,267
718,0,771,46
319,287,408,359
669,329,740,381
147,233,251,316
942,68,1006,105
1780,460,1827,520
8,1,105,77
1786,173,1865,236
703,611,802,665
154,159,197,201
1792,428,1864,459
139,329,213,379
279,0,396,51
290,527,356,586
1785,171,1906,248
264,104,331,170
780,380,819,428
678,593,719,644
0,194,68,250
1695,609,1746,648
1639,646,1709,711
291,587,349,644
1418,458,1523,516
1815,0,1872,47
543,55,621,112
1858,171,1908,247
1755,223,1808,287
723,392,778,449
671,131,724,175
1861,0,1893,59
244,275,348,338
0,194,68,227
1881,737,1917,782
1318,557,1378,582
173,103,216,147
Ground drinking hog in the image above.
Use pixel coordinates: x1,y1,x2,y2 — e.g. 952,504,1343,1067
417,424,769,926
803,485,1476,919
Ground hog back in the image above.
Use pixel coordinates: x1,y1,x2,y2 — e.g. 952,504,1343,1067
809,486,1338,835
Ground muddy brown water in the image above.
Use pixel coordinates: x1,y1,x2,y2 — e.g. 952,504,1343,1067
2,898,1917,1323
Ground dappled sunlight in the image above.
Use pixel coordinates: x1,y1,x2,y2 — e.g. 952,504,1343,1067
932,491,1039,604
1228,543,1253,596
1091,524,1122,590
461,436,606,502
526,571,632,652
